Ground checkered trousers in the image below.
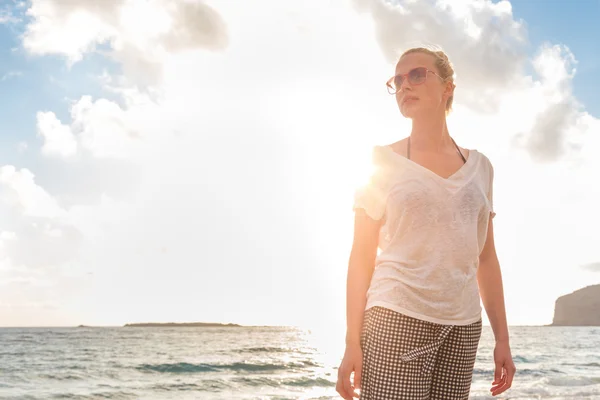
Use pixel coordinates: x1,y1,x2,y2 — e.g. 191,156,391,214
359,306,482,400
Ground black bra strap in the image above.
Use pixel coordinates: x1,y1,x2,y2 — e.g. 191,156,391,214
407,136,466,164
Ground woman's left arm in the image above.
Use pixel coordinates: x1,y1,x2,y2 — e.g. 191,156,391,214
477,215,517,397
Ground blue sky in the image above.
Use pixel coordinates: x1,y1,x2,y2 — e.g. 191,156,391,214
510,0,600,117
0,6,122,146
0,13,122,192
0,0,599,328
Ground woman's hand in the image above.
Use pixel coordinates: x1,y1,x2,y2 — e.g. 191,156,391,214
490,340,516,396
336,344,363,399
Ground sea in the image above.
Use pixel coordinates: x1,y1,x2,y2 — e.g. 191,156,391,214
1,325,599,399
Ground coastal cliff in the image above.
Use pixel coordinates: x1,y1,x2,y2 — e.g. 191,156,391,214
551,284,600,326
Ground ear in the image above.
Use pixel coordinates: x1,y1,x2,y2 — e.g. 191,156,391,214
445,81,455,96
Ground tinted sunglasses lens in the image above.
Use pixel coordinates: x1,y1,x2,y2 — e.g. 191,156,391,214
393,75,404,91
409,67,427,84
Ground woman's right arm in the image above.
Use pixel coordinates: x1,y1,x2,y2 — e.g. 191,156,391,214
336,209,381,399
345,209,381,346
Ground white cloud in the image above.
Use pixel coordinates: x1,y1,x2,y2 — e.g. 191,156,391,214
22,0,227,87
0,221,82,270
37,111,78,158
353,1,595,163
70,96,140,159
352,0,528,112
37,95,164,160
582,262,600,273
0,231,17,241
0,4,20,25
23,1,118,64
0,166,65,219
1,70,23,81
0,167,87,325
516,44,585,162
2,0,599,330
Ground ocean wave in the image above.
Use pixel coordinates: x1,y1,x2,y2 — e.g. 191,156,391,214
546,376,600,387
473,368,554,377
232,376,335,388
285,377,335,387
9,338,38,343
562,362,600,368
211,346,316,356
149,382,205,391
136,360,319,374
233,346,315,355
39,373,84,381
150,377,314,392
51,391,139,399
0,351,27,356
512,355,531,363
238,346,292,353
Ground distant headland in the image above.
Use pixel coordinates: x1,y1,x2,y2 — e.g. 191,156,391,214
550,284,600,326
123,322,243,328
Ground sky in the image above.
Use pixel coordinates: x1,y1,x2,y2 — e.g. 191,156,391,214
0,0,599,333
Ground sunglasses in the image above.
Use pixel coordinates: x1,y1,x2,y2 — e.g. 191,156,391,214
386,67,444,95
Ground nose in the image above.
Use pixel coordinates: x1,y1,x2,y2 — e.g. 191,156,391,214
398,76,412,93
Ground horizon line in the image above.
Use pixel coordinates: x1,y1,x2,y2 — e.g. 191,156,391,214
0,323,567,328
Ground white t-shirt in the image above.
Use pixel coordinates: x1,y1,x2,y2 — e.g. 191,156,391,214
353,145,495,326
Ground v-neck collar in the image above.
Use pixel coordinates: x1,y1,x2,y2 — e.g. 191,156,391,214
379,145,478,182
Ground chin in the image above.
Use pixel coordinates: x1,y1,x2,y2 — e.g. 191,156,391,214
398,104,421,119
400,110,413,119
399,101,438,119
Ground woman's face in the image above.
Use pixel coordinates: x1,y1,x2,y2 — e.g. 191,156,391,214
392,53,452,119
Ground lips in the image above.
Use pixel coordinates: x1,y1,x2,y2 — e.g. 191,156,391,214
402,96,418,104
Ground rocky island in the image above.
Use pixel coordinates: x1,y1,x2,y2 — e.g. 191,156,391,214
551,284,600,326
123,322,242,327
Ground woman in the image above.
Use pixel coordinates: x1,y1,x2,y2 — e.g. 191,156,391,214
336,47,516,400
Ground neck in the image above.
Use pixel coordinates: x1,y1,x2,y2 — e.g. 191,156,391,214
409,114,452,152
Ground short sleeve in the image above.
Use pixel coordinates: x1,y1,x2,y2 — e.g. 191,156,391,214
353,176,387,221
486,158,496,219
352,147,389,221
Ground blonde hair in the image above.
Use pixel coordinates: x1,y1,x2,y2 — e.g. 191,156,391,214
400,47,455,114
